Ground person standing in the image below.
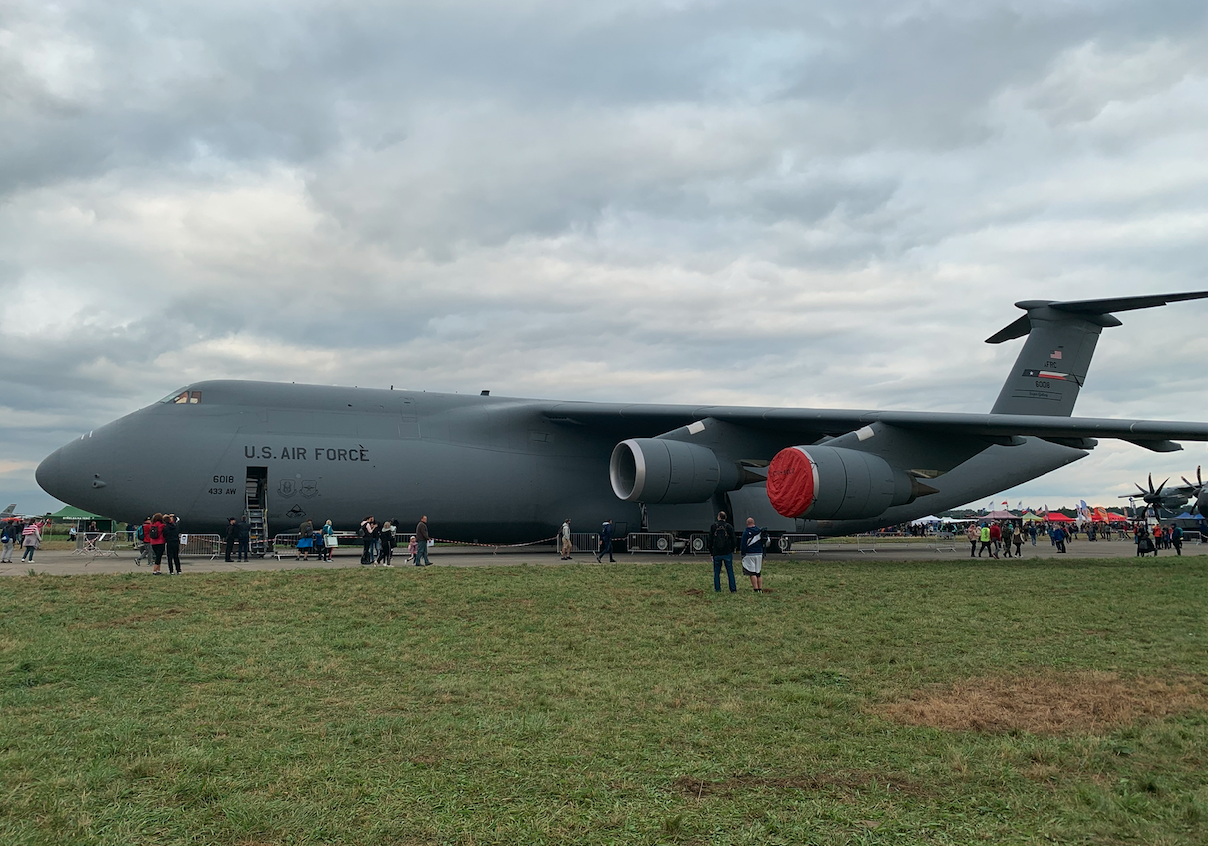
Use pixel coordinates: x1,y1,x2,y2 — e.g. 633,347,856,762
360,516,377,565
965,523,979,558
708,511,737,593
236,514,251,561
146,513,167,574
379,521,395,566
978,524,994,558
224,517,238,562
1029,522,1038,545
320,519,335,561
1,520,14,563
1054,524,1068,553
163,514,182,575
1172,524,1184,556
739,517,764,592
1012,526,1024,558
414,516,432,566
1001,520,1014,558
989,521,1002,557
297,518,314,561
596,519,615,563
560,518,572,560
20,519,42,563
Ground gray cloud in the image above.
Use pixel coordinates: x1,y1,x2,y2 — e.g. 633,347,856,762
3,0,1208,514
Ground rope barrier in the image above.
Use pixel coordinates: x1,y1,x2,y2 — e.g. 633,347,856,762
428,536,558,554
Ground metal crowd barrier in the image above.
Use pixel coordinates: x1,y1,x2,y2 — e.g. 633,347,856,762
777,533,821,555
569,532,600,553
179,533,224,559
272,530,413,560
929,532,958,552
626,532,677,554
71,532,121,558
856,533,879,554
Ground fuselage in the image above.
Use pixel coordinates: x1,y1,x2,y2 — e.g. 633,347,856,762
36,380,1087,541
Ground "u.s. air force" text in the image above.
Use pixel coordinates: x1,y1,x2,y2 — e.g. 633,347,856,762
244,445,369,461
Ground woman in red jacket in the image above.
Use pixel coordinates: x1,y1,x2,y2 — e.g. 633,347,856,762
145,512,168,574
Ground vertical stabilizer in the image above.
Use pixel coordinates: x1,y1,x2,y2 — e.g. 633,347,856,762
987,292,1208,417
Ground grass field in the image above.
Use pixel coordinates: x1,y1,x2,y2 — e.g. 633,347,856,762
2,556,1207,845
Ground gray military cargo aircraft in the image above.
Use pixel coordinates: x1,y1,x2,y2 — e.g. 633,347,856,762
35,292,1208,548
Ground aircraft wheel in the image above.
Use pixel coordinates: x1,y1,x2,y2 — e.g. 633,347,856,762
777,536,792,553
655,536,670,551
689,534,707,553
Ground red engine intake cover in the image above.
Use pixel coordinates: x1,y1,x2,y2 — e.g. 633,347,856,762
767,447,817,518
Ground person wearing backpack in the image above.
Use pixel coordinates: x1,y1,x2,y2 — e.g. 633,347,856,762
708,511,737,593
1172,524,1184,556
0,520,14,563
739,517,766,592
134,519,149,565
145,513,167,574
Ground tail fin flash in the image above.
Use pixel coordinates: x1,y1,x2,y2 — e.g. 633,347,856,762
1,504,14,516
987,291,1208,417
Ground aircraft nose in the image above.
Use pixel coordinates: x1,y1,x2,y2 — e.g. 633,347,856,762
36,435,114,510
35,447,67,501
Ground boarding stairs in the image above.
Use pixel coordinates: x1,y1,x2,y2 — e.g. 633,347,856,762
245,470,268,558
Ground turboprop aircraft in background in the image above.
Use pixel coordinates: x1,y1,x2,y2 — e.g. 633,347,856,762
1120,468,1208,520
36,291,1208,549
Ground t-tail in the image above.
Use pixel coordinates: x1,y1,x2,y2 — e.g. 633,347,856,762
987,292,1208,417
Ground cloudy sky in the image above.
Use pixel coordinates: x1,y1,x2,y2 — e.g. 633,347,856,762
3,0,1207,516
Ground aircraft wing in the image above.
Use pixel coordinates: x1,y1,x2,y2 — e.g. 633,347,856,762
541,403,1208,450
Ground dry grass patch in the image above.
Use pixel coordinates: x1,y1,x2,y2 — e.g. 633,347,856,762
880,671,1208,735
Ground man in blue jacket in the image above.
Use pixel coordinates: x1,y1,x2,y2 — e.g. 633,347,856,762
739,517,765,592
596,519,615,563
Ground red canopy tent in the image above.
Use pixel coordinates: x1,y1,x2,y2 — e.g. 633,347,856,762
1044,512,1075,522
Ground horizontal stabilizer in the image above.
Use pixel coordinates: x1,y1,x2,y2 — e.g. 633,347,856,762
987,290,1208,344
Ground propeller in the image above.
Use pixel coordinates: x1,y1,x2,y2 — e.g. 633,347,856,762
1190,466,1208,521
1181,465,1204,493
1128,473,1170,518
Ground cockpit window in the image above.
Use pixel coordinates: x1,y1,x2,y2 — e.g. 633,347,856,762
160,389,202,404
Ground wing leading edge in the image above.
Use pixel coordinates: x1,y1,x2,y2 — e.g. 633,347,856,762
541,402,1208,451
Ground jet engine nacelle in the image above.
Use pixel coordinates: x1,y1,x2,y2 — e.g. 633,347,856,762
610,438,739,504
766,445,919,520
